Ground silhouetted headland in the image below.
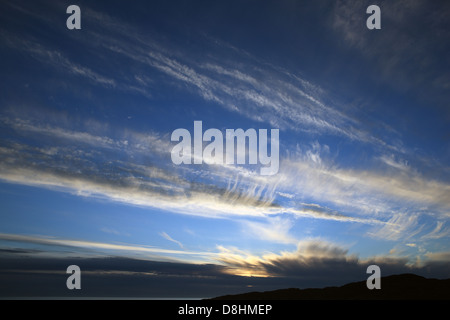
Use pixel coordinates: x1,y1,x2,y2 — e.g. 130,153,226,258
210,274,450,300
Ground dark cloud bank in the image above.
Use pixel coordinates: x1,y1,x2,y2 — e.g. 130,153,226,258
1,250,449,298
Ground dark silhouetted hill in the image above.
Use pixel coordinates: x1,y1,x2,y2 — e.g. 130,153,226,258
211,274,450,300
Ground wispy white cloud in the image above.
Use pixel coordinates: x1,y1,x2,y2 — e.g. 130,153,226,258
34,4,393,147
280,154,450,218
0,232,208,260
100,227,130,237
2,114,449,242
379,154,410,172
12,37,116,87
0,116,379,224
421,221,450,240
0,143,386,225
160,231,184,249
367,211,423,241
0,116,169,156
240,217,297,245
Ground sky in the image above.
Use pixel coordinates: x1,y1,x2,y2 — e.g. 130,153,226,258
0,0,449,298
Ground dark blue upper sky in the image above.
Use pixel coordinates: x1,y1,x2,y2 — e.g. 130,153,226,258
0,0,449,297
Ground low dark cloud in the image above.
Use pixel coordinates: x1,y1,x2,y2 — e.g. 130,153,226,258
2,241,449,298
0,248,38,255
0,253,271,298
218,241,450,288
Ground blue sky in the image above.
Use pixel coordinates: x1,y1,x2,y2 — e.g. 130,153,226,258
0,0,449,297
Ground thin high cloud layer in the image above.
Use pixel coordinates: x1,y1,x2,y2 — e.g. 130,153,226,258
332,0,450,103
279,148,450,242
1,113,449,244
0,233,211,262
2,2,446,171
2,1,447,166
1,1,449,257
282,154,450,216
0,114,379,224
1,0,392,148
